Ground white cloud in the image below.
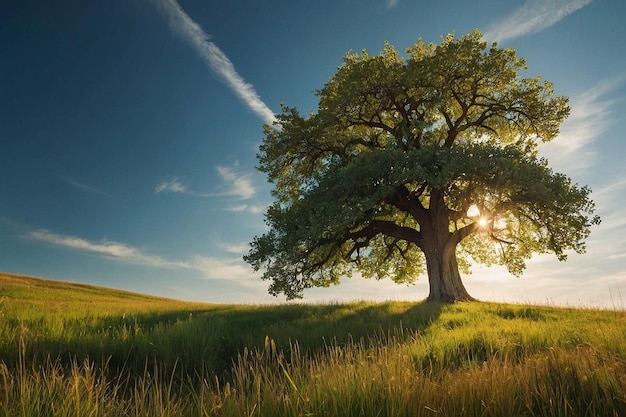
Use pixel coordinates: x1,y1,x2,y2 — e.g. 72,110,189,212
153,0,276,125
155,166,258,200
155,177,190,194
484,0,593,43
225,204,266,214
27,229,260,284
190,255,262,288
538,75,625,173
28,229,188,269
249,205,266,214
216,166,256,199
190,255,252,280
215,240,251,255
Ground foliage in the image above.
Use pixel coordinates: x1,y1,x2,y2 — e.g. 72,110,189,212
245,30,600,300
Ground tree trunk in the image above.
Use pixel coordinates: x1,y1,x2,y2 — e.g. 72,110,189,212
422,190,476,302
424,246,475,302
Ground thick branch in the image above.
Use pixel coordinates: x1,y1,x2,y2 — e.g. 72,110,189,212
348,220,423,247
386,184,429,226
450,222,478,246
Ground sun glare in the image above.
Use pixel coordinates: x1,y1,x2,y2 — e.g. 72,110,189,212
468,204,490,228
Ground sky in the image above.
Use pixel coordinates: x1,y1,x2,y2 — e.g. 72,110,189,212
2,0,625,308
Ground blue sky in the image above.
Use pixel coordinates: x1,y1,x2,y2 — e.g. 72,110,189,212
2,0,625,307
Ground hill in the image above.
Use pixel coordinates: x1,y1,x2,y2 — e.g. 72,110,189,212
1,272,166,300
1,272,625,416
0,272,205,314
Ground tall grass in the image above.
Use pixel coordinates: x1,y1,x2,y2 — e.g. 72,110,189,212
2,331,625,417
1,273,625,416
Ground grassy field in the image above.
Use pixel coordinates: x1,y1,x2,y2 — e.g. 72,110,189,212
1,272,625,416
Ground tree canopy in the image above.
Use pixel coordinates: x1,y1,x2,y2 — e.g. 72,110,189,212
245,30,600,301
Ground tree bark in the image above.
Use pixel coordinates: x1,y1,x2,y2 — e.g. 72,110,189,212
421,190,476,302
423,243,475,302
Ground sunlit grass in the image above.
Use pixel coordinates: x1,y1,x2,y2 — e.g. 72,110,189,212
1,272,625,416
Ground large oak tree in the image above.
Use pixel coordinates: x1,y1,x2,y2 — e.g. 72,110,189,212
245,31,600,302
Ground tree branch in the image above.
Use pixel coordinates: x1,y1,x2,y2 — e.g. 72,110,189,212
348,220,423,248
450,222,478,246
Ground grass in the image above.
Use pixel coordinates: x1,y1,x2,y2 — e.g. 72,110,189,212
1,272,625,416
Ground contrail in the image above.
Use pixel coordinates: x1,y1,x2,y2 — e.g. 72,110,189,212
484,0,593,43
153,0,276,125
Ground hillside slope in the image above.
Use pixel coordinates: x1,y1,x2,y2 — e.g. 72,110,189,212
0,272,210,317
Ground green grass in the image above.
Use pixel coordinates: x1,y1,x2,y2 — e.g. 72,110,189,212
1,272,625,416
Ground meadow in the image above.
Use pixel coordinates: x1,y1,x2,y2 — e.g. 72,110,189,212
1,272,625,416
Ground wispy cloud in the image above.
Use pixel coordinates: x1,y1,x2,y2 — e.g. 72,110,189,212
27,229,258,283
484,0,593,43
58,175,111,197
155,178,190,194
153,0,276,125
215,239,251,255
156,166,257,200
593,178,626,207
215,166,255,199
384,0,399,10
28,229,188,269
224,204,265,214
539,75,625,172
189,255,260,285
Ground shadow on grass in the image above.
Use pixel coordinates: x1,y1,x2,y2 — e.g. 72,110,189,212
7,300,447,382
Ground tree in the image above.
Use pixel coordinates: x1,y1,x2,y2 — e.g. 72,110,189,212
245,30,600,302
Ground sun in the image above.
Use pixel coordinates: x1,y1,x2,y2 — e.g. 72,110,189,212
477,217,489,227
